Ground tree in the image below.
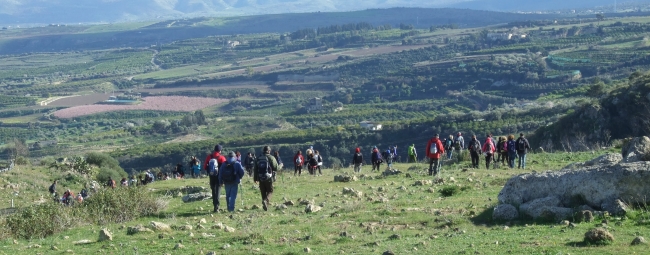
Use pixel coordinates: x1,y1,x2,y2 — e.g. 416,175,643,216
586,83,605,97
9,138,28,160
596,14,605,21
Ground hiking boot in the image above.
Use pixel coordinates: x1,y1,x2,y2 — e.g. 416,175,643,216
262,201,268,211
213,206,219,213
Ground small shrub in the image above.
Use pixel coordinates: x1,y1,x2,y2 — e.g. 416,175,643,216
14,156,29,165
5,202,77,239
96,167,128,184
584,227,615,245
439,185,460,197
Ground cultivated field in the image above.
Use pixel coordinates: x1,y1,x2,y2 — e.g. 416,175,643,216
53,96,227,118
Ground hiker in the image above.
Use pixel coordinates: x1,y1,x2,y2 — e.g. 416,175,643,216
62,189,74,206
120,177,128,187
516,133,532,169
352,147,363,173
426,133,445,176
507,135,517,168
80,187,88,198
482,134,496,169
407,144,417,163
308,154,319,176
205,144,227,212
244,152,256,177
314,150,323,175
371,147,383,171
306,147,314,161
107,177,116,189
382,149,394,170
496,136,508,167
254,146,279,211
235,151,242,163
49,180,57,198
157,172,163,181
192,158,201,178
391,146,398,162
468,135,481,168
219,151,246,212
454,132,465,153
273,150,283,181
293,151,304,176
76,193,84,203
444,135,454,160
174,163,182,178
129,176,137,186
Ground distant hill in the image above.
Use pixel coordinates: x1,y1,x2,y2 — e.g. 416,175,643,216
0,0,623,25
533,72,650,150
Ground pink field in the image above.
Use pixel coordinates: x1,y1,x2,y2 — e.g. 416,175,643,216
53,96,227,118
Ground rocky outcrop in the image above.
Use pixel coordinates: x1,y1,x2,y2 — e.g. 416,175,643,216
496,136,650,220
182,192,212,203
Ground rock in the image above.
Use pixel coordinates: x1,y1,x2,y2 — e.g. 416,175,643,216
382,169,402,176
251,204,260,210
383,250,396,255
560,220,570,226
28,244,41,249
299,199,313,205
334,175,355,182
211,223,224,230
497,146,650,216
576,210,594,223
222,244,231,249
199,218,207,224
174,243,184,250
127,225,153,235
224,226,236,233
98,229,112,242
189,232,194,237
601,199,628,216
276,204,288,210
342,187,363,197
73,240,93,245
202,233,215,238
305,204,322,213
492,204,519,221
179,225,193,231
51,245,58,251
519,197,561,218
622,136,650,163
207,251,216,255
388,234,401,240
584,228,614,244
405,173,412,178
584,153,623,166
538,207,574,221
150,221,171,232
182,192,212,203
631,236,647,245
304,247,311,253
284,201,295,206
427,188,435,193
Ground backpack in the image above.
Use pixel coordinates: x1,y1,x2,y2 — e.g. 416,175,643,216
517,138,527,151
408,146,414,156
354,153,363,164
470,140,481,152
453,139,461,150
496,141,504,151
257,156,273,182
49,184,55,193
445,139,453,150
245,156,255,167
208,158,219,176
295,156,302,165
429,142,438,154
507,140,517,153
309,157,318,166
485,141,494,155
221,163,237,184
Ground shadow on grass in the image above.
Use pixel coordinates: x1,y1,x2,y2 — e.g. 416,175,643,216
565,241,588,247
470,206,559,227
176,211,213,218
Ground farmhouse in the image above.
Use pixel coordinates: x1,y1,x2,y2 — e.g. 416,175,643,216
307,97,323,111
360,121,382,131
227,41,240,48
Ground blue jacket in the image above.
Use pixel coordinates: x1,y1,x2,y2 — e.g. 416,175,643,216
218,158,246,185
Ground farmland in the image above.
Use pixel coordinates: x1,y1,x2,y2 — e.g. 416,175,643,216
52,96,228,118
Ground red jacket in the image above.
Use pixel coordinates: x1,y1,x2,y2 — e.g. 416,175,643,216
482,138,496,154
204,152,226,171
425,138,445,159
293,154,304,166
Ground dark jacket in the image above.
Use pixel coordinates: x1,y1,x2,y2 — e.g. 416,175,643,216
468,139,482,153
516,137,531,154
352,152,363,165
371,149,382,163
254,153,279,182
218,158,246,185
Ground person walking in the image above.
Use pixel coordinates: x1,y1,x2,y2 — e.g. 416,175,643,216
205,144,226,212
482,134,496,169
371,147,383,171
254,146,278,211
454,132,465,152
314,150,323,175
244,152,256,177
382,149,394,170
352,147,363,173
496,136,508,168
407,144,417,163
506,135,517,169
107,177,116,189
293,151,304,176
445,135,454,160
391,146,398,162
425,133,445,176
219,151,246,212
48,180,58,198
467,135,481,168
273,150,283,181
192,158,201,178
516,133,532,169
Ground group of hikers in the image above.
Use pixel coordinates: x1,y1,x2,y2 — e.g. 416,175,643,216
292,147,324,176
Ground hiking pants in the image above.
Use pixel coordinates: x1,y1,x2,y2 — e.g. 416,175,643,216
245,167,253,177
258,180,273,205
224,183,238,212
428,158,440,176
508,152,517,168
372,161,382,171
500,152,508,164
485,153,494,169
408,155,417,163
518,153,527,169
470,151,480,168
446,150,453,160
353,163,362,173
209,176,221,210
294,165,302,176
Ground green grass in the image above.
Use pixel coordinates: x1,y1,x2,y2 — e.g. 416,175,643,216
3,150,648,254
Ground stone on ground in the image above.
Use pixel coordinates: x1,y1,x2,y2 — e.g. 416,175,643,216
98,229,112,242
492,204,518,221
182,192,212,203
631,236,647,245
584,228,615,244
150,221,171,232
305,204,322,213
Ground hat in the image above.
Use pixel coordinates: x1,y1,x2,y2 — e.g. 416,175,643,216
355,148,360,153
435,133,439,137
228,151,236,158
214,144,223,152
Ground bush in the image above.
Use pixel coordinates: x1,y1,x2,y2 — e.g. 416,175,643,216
14,156,29,165
439,185,460,197
96,167,128,184
85,152,123,170
4,187,166,239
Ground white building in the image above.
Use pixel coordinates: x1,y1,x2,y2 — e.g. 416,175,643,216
360,121,382,131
